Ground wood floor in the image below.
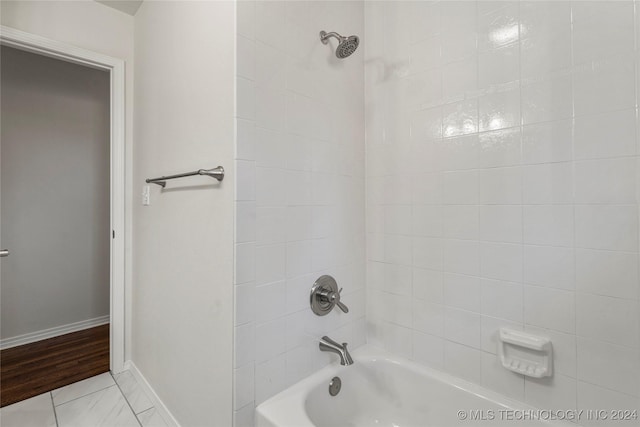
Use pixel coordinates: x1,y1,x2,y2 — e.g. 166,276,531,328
0,324,110,407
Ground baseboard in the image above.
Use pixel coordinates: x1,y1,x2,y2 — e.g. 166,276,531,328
0,315,110,350
126,361,181,427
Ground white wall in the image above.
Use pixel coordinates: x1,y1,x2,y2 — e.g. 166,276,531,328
1,46,110,340
365,0,640,417
133,1,235,426
233,1,366,425
0,0,135,359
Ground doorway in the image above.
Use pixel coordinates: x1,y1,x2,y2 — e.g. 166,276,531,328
0,26,126,406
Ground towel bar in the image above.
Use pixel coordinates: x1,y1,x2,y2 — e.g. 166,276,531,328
146,166,224,188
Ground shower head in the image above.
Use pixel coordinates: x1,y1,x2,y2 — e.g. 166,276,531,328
320,30,359,59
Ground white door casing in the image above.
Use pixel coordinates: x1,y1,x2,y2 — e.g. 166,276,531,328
0,25,127,373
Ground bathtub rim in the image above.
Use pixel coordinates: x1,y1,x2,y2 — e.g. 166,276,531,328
255,344,575,427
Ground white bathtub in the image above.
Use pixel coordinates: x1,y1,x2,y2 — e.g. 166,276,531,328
256,346,574,427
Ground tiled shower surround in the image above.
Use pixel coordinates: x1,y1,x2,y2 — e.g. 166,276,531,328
365,0,639,417
233,1,366,425
235,1,640,425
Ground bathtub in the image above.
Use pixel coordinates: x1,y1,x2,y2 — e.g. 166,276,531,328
256,346,574,427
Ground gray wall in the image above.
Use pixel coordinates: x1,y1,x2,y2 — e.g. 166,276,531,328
133,2,235,424
1,46,110,340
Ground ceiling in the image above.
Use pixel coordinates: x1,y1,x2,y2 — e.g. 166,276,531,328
95,0,143,16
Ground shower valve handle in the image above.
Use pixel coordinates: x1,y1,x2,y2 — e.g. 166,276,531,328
324,288,349,314
334,288,350,314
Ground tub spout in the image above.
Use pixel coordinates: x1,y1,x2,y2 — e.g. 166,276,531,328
319,336,354,366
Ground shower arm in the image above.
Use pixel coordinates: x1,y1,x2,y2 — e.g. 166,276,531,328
320,31,344,44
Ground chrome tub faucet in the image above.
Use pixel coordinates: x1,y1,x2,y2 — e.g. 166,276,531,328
319,336,354,366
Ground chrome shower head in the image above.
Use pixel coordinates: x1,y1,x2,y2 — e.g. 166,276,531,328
320,30,360,59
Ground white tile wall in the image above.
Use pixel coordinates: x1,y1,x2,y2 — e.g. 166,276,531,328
234,1,365,424
365,0,640,421
233,1,640,424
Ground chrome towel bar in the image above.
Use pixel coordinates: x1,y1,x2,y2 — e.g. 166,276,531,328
146,166,224,188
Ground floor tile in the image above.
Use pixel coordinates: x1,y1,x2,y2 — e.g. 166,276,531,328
52,372,115,406
137,407,168,427
55,385,139,427
0,392,56,427
114,371,153,414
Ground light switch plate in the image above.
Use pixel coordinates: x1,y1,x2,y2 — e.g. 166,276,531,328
142,185,151,206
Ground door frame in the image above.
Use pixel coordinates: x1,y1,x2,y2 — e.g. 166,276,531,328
0,25,127,373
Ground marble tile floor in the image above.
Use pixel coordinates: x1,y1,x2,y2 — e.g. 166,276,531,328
0,371,168,427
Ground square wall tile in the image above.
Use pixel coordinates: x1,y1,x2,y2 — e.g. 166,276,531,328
572,3,635,65
444,340,482,384
478,5,520,51
479,87,520,132
573,56,636,117
413,267,444,303
480,242,523,283
523,205,574,247
413,299,444,337
479,167,522,204
577,337,640,397
575,205,638,252
478,43,519,89
444,273,481,313
574,158,637,204
481,278,523,322
443,239,480,276
524,286,575,334
523,245,575,290
443,100,479,138
523,163,573,205
255,281,286,324
443,206,479,240
575,249,638,300
255,244,285,285
443,58,478,103
576,293,639,348
480,205,522,244
522,120,573,165
574,109,637,160
478,127,521,168
413,331,444,369
521,73,572,125
444,307,481,348
443,171,479,205
412,205,443,238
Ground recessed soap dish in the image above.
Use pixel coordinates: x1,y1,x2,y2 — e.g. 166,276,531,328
498,328,553,378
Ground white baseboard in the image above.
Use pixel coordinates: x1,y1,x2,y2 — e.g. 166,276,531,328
126,361,181,427
0,315,110,350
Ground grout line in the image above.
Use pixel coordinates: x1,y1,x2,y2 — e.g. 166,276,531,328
111,372,143,426
49,392,59,427
53,385,116,408
569,1,580,410
516,0,528,400
53,380,116,408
